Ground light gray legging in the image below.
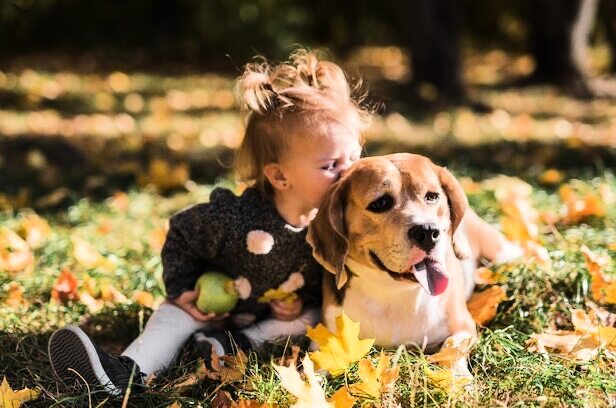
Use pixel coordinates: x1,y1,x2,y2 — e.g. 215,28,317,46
122,302,319,375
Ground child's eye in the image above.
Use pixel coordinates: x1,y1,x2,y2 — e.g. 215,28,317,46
321,162,336,171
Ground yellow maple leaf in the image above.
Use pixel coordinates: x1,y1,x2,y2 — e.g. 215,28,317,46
0,376,40,408
426,334,474,394
307,312,375,375
425,366,473,394
351,353,399,399
581,245,616,304
273,355,330,408
328,388,356,408
467,286,506,326
428,335,474,368
257,288,298,304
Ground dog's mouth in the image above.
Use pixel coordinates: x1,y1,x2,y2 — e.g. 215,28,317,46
369,250,449,296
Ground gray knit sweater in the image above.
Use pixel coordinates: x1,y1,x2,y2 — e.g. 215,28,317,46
161,187,323,320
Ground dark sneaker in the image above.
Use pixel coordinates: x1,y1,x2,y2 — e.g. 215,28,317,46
48,325,145,396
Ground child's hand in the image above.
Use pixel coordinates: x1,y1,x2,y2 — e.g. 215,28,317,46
270,298,303,321
170,290,229,322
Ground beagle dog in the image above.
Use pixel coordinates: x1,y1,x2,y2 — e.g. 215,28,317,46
307,153,520,354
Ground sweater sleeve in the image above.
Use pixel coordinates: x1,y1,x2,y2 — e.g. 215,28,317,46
161,188,234,299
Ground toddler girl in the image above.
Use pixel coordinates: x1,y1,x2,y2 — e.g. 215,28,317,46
48,49,368,396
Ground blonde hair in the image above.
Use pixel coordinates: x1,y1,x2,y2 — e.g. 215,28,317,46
234,49,371,195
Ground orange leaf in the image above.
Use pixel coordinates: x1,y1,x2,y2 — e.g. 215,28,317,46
51,268,79,303
1,376,40,407
5,282,27,308
132,291,154,308
0,228,34,274
148,227,168,253
328,388,356,408
581,245,616,304
467,286,506,325
474,267,501,285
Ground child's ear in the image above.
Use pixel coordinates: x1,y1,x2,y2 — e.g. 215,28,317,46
264,163,289,190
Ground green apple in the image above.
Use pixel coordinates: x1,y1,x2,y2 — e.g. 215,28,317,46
194,271,239,314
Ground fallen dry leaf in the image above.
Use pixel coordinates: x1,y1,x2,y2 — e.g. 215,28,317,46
0,228,34,274
527,308,616,362
351,352,399,400
581,245,616,304
307,312,375,375
328,388,356,408
51,267,79,303
273,354,330,408
474,267,501,285
19,213,51,249
559,185,606,224
467,286,506,325
132,290,154,308
425,366,473,394
4,282,27,308
426,333,474,394
71,235,114,270
0,376,40,408
428,335,474,368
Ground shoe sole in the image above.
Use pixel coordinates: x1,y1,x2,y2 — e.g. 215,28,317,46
48,325,122,396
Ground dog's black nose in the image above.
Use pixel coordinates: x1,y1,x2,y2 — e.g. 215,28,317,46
409,224,440,252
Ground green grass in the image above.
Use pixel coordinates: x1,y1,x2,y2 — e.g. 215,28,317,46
1,50,616,406
1,169,616,407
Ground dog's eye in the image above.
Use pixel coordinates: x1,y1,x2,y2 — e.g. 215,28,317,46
425,192,440,203
367,195,394,213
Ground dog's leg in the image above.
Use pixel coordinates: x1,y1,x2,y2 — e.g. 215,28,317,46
462,208,523,264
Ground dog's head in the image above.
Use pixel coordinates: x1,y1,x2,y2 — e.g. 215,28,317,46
307,153,468,296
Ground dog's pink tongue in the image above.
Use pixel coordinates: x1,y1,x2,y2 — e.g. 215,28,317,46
414,260,448,296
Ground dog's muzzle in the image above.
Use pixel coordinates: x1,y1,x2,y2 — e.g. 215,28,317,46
408,224,440,252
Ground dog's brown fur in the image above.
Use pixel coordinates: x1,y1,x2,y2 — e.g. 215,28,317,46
307,153,520,363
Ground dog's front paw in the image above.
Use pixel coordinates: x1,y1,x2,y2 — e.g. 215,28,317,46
493,242,524,264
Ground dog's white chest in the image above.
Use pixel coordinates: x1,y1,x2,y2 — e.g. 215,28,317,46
339,262,451,349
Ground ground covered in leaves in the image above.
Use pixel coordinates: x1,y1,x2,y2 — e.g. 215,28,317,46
1,49,616,407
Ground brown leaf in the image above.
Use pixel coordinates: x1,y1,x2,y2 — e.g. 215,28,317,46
51,267,79,303
467,286,506,325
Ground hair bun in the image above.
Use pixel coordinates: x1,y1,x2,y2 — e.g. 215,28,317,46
236,65,278,115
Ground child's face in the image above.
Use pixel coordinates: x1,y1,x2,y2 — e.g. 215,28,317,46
279,121,362,212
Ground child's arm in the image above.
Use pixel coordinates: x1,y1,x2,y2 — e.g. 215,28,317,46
162,189,234,320
169,290,228,322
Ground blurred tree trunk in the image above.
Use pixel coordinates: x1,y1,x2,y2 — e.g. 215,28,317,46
526,0,598,97
394,0,466,105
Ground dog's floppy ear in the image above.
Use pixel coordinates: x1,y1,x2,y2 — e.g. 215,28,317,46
435,165,469,259
306,178,350,289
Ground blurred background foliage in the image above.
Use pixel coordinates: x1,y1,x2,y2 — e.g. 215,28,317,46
0,0,610,69
0,0,615,209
